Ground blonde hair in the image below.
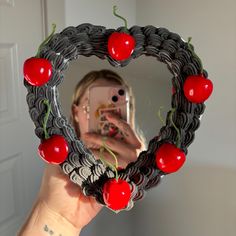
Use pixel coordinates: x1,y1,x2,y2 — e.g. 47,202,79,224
71,69,146,148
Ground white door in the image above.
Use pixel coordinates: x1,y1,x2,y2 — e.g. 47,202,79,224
0,1,46,235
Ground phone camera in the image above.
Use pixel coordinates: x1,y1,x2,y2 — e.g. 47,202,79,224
112,95,118,102
118,89,125,96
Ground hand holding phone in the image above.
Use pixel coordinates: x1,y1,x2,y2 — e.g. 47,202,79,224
83,111,143,168
87,85,130,139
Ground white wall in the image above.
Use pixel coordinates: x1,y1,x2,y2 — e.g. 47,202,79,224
65,0,136,28
45,0,65,34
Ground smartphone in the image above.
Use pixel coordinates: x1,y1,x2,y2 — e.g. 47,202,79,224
87,85,130,139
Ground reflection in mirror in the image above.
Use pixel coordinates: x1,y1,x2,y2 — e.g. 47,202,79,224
59,55,172,148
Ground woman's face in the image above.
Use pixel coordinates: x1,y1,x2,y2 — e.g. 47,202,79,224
72,78,120,140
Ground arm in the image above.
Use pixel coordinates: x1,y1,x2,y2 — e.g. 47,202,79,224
17,164,103,236
17,198,81,236
18,112,141,236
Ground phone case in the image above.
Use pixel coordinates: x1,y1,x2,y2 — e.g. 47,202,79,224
87,85,130,139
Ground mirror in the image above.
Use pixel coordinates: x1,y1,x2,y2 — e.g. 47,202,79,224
24,22,207,214
59,55,172,144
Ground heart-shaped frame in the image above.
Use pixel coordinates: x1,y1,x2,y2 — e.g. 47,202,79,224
24,23,208,212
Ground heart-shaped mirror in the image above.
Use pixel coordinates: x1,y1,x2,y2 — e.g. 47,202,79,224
23,23,213,212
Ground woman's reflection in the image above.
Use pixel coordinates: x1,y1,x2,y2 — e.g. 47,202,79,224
70,69,146,168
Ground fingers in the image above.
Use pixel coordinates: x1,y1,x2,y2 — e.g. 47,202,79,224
83,133,137,162
105,113,142,148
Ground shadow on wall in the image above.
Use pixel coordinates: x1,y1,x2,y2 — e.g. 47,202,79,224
81,164,236,236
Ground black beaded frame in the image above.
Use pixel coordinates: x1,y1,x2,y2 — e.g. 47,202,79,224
24,23,207,211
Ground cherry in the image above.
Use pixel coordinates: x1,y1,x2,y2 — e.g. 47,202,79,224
108,5,135,61
23,24,56,87
103,178,131,210
23,57,52,86
38,135,69,164
183,74,213,103
108,32,135,61
155,143,186,173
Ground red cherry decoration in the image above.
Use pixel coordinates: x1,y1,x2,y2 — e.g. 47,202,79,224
183,75,213,104
38,135,69,164
108,32,135,61
108,125,119,137
23,57,52,86
103,178,131,210
155,143,186,173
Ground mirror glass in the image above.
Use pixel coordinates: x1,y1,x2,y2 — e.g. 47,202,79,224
59,55,173,146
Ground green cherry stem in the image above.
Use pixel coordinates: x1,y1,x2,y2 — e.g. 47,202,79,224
99,147,115,170
157,106,166,126
169,108,181,148
42,99,51,139
100,137,119,181
187,37,203,74
99,147,107,166
113,5,128,33
36,23,56,58
104,143,119,169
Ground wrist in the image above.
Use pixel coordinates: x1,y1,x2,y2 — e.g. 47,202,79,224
17,198,82,236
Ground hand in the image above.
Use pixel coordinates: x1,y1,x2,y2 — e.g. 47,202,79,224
18,113,143,236
83,112,142,168
37,164,103,231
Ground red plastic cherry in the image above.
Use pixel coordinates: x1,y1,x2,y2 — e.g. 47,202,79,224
103,178,131,211
38,135,69,164
183,75,213,103
155,143,186,173
108,32,135,61
23,57,52,86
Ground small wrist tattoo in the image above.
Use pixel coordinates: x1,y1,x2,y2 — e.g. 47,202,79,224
44,224,63,236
